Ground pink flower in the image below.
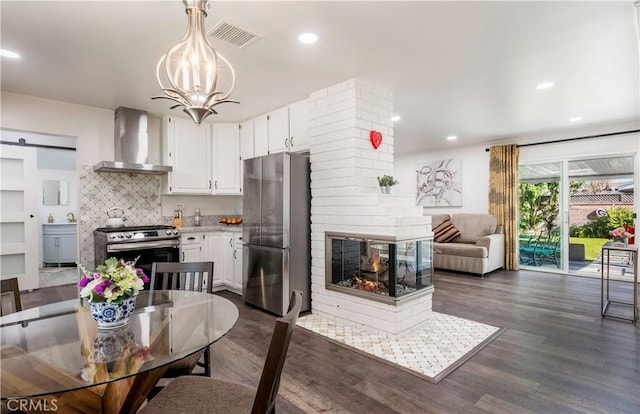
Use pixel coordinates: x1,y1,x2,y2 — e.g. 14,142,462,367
609,227,632,238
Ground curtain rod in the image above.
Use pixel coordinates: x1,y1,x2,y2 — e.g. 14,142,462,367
0,138,76,151
484,129,639,152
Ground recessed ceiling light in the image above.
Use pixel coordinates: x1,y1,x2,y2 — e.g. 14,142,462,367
536,82,554,90
0,49,20,59
446,135,457,141
298,33,318,44
569,116,583,122
391,115,401,122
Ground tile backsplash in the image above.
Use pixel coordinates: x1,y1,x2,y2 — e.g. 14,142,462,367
78,165,161,268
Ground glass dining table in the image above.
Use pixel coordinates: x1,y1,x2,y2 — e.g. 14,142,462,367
1,290,239,414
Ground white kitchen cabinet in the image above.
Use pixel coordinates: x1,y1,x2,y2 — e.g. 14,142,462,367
180,233,203,262
203,233,224,288
42,224,77,266
253,114,269,157
232,233,243,292
288,98,310,152
221,233,234,287
267,105,290,154
162,116,212,194
240,119,254,160
212,123,241,194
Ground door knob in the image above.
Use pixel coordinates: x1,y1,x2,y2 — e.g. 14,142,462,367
30,214,34,218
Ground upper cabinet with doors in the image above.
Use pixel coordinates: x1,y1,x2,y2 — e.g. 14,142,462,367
251,98,310,157
288,99,310,153
162,116,212,194
240,120,255,161
212,123,241,194
253,114,269,158
267,105,290,154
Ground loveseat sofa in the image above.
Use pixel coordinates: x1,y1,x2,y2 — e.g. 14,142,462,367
430,213,504,275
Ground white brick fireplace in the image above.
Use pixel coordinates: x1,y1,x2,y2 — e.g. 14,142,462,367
309,79,434,338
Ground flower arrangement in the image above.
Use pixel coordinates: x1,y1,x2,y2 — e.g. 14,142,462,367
377,175,399,187
78,257,149,304
609,227,632,239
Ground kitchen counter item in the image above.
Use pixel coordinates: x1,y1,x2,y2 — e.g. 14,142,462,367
194,208,201,226
105,207,127,228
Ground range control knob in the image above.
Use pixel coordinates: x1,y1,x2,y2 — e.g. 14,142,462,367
109,234,117,240
172,229,179,235
166,230,172,236
117,233,124,238
125,232,133,238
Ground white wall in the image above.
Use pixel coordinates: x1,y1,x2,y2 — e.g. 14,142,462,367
1,92,243,217
395,121,640,216
395,143,490,215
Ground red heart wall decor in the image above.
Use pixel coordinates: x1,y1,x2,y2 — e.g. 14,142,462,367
370,130,383,149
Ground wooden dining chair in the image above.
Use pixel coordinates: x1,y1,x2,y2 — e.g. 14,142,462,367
150,261,215,377
140,290,304,414
1,277,23,316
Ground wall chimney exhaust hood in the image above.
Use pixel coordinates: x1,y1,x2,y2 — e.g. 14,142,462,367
93,107,172,175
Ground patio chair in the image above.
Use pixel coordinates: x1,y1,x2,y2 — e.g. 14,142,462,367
536,228,561,268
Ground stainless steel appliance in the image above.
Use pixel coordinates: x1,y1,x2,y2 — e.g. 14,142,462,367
93,225,180,276
242,152,311,315
93,107,172,175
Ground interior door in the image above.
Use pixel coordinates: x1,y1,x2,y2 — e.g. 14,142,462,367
0,144,39,290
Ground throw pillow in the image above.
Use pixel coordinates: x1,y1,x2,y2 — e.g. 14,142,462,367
433,218,461,243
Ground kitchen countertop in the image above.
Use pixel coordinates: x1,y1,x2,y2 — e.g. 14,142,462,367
179,225,242,233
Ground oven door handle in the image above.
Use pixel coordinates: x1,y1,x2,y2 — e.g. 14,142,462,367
107,240,180,252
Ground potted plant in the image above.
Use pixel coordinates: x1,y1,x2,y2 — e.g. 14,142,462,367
377,175,399,194
78,257,149,329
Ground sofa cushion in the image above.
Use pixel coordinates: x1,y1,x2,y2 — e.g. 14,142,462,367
429,214,450,228
433,219,461,243
450,214,498,243
433,242,488,258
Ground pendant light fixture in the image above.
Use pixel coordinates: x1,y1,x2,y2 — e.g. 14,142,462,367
153,0,237,125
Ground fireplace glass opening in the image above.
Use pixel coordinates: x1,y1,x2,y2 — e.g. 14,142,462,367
326,232,433,304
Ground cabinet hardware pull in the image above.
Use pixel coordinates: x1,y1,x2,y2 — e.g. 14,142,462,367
215,181,218,189
209,180,212,189
187,237,196,240
290,136,293,147
285,138,288,148
182,252,185,261
233,250,237,259
229,239,233,247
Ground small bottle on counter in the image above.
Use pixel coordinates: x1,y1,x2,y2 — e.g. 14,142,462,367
194,208,201,226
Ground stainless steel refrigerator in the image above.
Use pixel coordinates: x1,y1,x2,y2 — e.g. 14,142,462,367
242,152,311,315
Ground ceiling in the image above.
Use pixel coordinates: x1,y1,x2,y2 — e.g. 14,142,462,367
1,1,638,154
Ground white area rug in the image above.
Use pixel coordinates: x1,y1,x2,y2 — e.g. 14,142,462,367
297,312,505,383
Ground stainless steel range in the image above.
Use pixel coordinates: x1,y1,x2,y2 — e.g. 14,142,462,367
94,225,180,274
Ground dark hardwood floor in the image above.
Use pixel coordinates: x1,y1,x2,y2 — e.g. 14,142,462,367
20,270,640,413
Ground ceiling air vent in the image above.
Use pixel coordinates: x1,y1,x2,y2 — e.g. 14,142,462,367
208,20,261,49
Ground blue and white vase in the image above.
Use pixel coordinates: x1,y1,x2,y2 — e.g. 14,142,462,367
89,296,137,329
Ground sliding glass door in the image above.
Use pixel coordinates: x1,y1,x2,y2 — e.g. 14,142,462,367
567,156,635,280
518,162,565,272
519,155,636,278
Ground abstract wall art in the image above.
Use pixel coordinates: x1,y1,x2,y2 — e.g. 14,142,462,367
416,158,462,207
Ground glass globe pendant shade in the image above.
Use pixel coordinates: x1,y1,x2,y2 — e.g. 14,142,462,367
153,0,237,125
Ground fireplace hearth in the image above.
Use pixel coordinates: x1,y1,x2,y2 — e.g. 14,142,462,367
326,232,433,304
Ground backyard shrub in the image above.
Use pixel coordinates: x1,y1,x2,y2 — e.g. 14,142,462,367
572,206,633,238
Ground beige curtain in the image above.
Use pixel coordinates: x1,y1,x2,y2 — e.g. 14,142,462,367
488,144,519,270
